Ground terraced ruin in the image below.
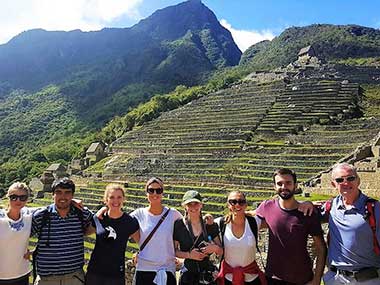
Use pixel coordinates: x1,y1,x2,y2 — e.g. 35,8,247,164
102,79,379,204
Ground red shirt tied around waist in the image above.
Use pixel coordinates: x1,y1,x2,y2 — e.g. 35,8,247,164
217,260,267,285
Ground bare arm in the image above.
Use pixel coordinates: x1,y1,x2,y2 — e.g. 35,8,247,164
309,235,327,285
84,224,96,235
130,229,140,243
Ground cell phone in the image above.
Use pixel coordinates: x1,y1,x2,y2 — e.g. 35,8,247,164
198,241,208,248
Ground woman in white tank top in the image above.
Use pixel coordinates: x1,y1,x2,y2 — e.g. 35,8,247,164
216,191,266,285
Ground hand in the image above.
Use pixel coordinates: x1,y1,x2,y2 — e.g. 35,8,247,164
96,206,108,219
132,252,138,266
298,201,314,216
71,198,84,210
203,214,214,225
200,243,214,255
189,249,206,261
23,249,33,260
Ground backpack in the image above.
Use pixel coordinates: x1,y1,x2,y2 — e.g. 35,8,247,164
32,205,86,280
218,215,260,253
324,197,380,255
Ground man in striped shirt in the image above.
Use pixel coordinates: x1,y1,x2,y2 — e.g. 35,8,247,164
31,177,93,285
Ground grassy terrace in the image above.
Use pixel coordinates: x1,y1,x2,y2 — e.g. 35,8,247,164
105,79,371,192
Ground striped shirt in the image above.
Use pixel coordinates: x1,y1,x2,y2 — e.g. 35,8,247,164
31,204,92,276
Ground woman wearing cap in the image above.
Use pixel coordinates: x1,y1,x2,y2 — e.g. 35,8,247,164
216,191,266,285
174,190,223,285
86,183,139,285
130,177,182,285
0,182,33,285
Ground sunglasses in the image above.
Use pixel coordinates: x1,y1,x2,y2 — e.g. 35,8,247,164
9,194,28,202
147,187,164,194
334,176,356,184
228,199,247,206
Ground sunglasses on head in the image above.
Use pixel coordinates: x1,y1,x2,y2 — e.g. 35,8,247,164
228,199,247,206
147,187,164,194
9,194,28,202
334,176,356,184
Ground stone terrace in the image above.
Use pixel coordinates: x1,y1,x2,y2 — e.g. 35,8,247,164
103,79,378,196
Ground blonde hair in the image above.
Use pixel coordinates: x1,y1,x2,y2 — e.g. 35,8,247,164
7,182,30,197
103,183,125,203
224,190,246,224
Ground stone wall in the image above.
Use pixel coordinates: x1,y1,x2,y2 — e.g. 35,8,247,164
309,169,380,198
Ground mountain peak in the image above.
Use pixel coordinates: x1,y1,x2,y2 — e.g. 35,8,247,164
133,0,217,40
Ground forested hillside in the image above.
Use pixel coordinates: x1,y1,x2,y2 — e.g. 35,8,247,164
0,0,241,188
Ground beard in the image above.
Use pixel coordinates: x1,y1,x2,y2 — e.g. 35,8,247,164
278,190,295,200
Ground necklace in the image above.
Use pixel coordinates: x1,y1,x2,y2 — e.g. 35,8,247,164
8,214,25,231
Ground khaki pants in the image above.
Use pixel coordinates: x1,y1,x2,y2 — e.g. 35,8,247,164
34,270,85,285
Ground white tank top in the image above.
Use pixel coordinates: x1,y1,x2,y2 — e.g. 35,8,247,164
223,216,261,282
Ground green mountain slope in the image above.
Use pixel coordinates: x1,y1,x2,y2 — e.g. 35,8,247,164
243,24,380,69
0,0,240,92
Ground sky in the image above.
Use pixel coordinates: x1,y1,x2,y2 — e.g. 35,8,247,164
0,0,379,52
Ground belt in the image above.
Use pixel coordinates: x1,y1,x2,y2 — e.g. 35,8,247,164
330,265,357,277
40,270,84,281
330,266,379,281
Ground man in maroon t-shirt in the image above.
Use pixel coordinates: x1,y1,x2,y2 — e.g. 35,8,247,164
255,168,326,285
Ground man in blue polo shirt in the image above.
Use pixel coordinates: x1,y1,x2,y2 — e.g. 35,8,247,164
31,177,93,285
323,163,380,285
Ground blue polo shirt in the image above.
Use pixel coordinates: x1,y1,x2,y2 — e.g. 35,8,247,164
326,192,380,271
31,204,92,276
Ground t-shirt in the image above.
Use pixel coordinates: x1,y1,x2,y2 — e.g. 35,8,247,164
256,199,323,284
131,207,182,273
87,212,139,277
31,204,93,276
0,207,33,280
173,218,219,273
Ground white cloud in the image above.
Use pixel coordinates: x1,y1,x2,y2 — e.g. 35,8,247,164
0,0,143,45
220,19,275,52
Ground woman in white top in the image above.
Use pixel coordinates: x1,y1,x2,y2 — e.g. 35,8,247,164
216,191,266,285
131,177,182,285
0,182,33,285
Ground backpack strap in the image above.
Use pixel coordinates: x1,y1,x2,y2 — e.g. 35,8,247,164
218,217,226,248
72,206,86,233
365,198,380,255
245,215,260,253
324,199,333,215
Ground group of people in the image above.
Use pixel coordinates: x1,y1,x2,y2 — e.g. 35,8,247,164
0,162,379,285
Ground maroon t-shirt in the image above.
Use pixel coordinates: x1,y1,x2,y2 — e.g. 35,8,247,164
256,199,323,284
